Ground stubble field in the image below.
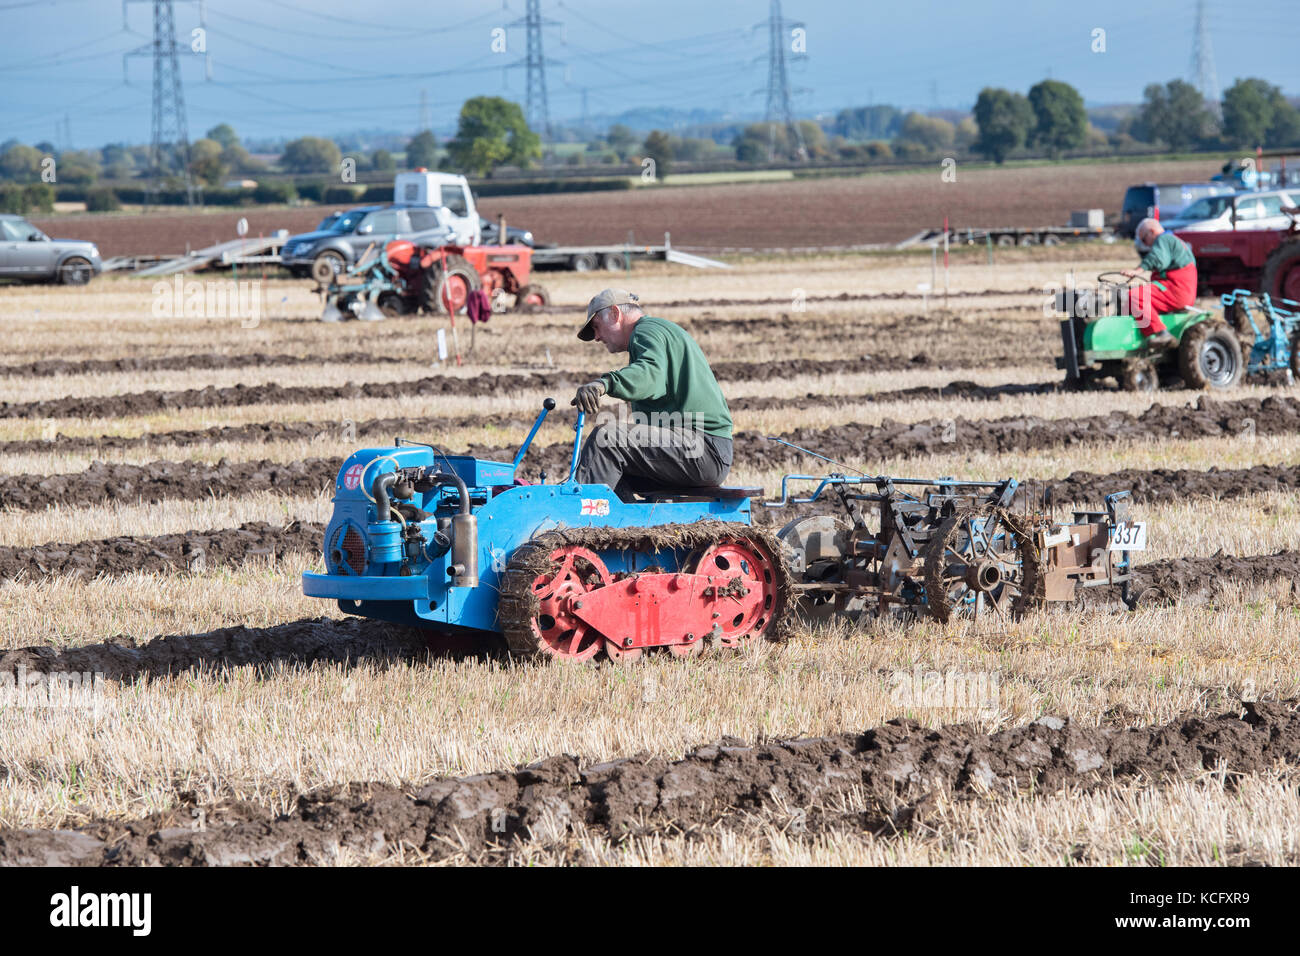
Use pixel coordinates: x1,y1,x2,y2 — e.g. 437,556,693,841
0,244,1297,866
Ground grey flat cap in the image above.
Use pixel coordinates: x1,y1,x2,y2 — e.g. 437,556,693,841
579,288,640,340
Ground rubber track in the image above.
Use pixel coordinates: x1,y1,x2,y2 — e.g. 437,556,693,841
496,522,795,657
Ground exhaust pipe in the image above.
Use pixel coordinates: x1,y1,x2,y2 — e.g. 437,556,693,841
449,513,478,588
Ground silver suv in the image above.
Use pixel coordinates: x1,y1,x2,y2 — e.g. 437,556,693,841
0,214,102,284
280,204,454,281
1166,189,1298,232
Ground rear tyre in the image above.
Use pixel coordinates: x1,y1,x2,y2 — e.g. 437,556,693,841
1120,358,1158,393
571,253,598,272
58,257,93,285
422,254,480,315
311,251,346,285
1018,234,1038,247
1290,333,1300,382
1261,239,1300,304
1041,235,1061,247
996,235,1015,248
1225,298,1256,347
513,283,550,311
376,292,412,317
1178,321,1243,390
602,253,626,271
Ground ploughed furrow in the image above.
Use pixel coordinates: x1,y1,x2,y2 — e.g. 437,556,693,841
736,394,1300,473
655,287,1046,309
1,701,1295,866
0,351,406,380
0,521,321,581
0,351,1022,421
1133,550,1300,602
0,458,335,511
5,384,1282,461
4,413,1300,515
0,616,436,685
7,508,1298,606
1,379,1066,457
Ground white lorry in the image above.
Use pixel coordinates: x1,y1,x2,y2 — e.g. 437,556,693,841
394,169,481,246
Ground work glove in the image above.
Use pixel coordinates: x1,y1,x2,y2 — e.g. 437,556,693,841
571,380,606,415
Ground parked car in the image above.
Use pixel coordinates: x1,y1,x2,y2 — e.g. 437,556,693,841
1165,189,1298,233
280,205,455,280
478,216,534,247
0,214,101,284
1118,183,1235,237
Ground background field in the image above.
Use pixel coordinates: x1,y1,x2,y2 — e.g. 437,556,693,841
28,157,1217,257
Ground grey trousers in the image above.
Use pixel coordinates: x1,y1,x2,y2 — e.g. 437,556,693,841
575,419,733,498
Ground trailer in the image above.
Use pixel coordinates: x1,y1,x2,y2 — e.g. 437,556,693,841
895,221,1112,250
529,232,730,271
127,234,290,276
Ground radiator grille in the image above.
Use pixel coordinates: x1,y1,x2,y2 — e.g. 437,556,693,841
330,524,366,575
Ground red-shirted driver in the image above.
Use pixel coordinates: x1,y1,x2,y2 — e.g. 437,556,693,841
1122,218,1196,350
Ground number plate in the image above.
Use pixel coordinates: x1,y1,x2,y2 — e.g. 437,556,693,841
1108,521,1147,551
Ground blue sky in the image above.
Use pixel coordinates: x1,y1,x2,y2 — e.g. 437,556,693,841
1,0,1296,148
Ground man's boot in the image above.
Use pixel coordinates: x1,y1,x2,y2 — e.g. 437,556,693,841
1145,330,1176,350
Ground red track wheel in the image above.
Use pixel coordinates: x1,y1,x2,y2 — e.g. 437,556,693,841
530,545,611,661
691,537,782,648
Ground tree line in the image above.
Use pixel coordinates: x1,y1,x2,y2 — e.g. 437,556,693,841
3,77,1297,210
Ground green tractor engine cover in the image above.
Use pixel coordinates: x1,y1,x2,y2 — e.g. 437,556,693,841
1081,310,1210,358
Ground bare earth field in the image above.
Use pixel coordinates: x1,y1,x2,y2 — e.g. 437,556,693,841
30,157,1218,257
0,243,1297,867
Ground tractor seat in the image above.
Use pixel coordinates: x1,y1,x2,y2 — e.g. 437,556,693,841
620,476,763,502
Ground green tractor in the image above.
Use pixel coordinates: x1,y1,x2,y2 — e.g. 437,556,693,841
1056,273,1243,392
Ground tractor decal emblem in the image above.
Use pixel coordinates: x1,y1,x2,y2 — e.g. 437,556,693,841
342,463,365,490
580,498,610,516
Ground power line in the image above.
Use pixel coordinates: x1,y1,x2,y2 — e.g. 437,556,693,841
262,0,494,35
206,6,499,43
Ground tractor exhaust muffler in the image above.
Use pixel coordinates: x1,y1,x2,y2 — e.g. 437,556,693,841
449,513,478,588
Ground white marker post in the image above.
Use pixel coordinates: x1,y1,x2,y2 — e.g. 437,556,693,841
234,217,248,282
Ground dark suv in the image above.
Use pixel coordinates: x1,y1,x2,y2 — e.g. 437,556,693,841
0,214,102,284
280,205,454,280
1118,183,1235,238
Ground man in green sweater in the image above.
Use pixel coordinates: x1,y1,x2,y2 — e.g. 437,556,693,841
570,288,733,498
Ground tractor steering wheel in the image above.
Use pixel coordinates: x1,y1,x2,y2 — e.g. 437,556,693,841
1097,271,1142,287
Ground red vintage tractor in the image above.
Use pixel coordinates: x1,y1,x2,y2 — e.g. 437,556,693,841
1179,217,1300,303
319,240,550,322
416,243,551,316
